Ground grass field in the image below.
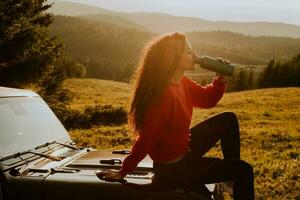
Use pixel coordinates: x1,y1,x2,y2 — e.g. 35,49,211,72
63,78,300,200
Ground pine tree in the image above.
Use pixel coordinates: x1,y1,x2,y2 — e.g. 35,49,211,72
259,59,275,88
0,0,64,86
247,69,254,89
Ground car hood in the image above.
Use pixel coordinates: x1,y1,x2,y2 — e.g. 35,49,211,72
41,149,156,200
4,149,209,200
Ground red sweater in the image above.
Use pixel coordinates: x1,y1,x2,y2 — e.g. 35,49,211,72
119,75,226,176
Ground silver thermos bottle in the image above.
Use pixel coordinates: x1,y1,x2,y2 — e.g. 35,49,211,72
195,55,235,76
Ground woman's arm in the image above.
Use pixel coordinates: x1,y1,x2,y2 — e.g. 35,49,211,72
96,91,171,181
185,75,226,108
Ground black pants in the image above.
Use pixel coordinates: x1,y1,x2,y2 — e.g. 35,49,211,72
153,112,254,200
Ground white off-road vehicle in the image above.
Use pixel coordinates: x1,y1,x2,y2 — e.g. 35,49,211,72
0,86,223,200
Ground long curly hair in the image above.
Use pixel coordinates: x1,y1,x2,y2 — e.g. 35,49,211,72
128,32,187,136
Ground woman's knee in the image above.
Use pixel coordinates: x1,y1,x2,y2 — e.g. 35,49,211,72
238,160,254,179
218,111,239,129
208,112,239,132
220,111,238,121
210,111,237,122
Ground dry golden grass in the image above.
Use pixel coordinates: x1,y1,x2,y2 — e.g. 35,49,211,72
64,78,300,200
63,78,131,110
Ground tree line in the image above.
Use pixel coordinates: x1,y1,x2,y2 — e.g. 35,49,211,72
188,31,300,65
223,53,300,91
258,54,300,88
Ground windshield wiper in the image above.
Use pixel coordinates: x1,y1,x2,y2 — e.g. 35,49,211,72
0,141,78,163
35,141,78,150
0,151,61,162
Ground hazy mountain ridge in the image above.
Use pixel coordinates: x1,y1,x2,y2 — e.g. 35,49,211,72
48,1,149,31
49,1,300,38
80,14,147,32
118,12,300,38
48,1,115,16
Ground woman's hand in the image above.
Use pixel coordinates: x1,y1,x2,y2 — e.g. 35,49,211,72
216,57,231,65
95,169,125,182
215,73,226,83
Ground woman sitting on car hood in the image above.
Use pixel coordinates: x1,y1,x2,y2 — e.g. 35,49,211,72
97,32,254,200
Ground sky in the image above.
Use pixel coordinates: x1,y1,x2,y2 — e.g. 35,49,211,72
59,0,300,26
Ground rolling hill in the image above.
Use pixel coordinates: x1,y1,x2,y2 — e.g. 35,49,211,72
118,12,300,38
48,1,114,16
49,15,300,80
80,14,147,31
48,15,300,82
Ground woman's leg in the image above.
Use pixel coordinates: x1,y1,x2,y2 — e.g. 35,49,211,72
187,156,254,200
188,112,254,199
152,156,254,200
189,111,240,159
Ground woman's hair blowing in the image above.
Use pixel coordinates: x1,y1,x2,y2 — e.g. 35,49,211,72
128,32,187,136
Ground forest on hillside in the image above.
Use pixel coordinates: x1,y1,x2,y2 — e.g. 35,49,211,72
188,31,300,64
49,15,300,82
49,15,152,81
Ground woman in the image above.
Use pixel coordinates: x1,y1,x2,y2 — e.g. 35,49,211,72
96,32,254,199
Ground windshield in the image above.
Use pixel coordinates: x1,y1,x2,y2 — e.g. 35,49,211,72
0,97,70,158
